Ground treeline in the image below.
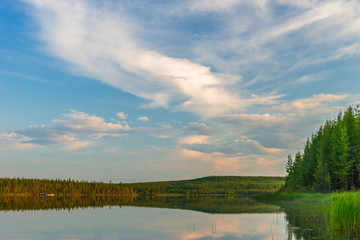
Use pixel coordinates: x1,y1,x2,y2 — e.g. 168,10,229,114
284,106,360,192
0,176,284,196
0,178,135,196
125,176,284,195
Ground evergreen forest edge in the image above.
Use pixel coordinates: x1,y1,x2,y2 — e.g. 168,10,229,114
283,105,360,192
279,105,360,235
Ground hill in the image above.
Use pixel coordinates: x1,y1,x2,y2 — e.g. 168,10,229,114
124,176,284,195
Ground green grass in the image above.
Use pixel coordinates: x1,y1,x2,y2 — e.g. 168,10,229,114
255,191,360,236
253,192,327,202
322,192,360,235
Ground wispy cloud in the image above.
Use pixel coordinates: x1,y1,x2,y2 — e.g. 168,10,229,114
22,0,360,114
256,2,347,44
188,0,360,93
272,93,349,112
292,74,323,85
23,0,244,117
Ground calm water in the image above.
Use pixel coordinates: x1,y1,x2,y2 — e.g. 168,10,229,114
0,196,332,240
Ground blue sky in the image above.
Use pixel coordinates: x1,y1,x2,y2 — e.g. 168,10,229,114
1,0,360,182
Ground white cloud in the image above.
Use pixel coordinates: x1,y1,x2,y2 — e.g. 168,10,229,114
137,116,149,122
188,0,267,13
189,0,242,12
116,112,128,120
212,94,351,152
250,93,284,105
293,74,322,85
155,135,172,139
182,135,285,157
1,110,130,150
189,0,360,91
215,113,293,128
334,42,360,59
276,0,317,8
53,110,130,132
0,132,40,150
23,0,243,117
179,135,210,145
61,141,95,151
273,93,349,111
258,2,346,43
0,110,179,151
178,148,283,175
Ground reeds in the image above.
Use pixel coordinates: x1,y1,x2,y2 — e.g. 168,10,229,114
254,192,326,202
322,192,360,234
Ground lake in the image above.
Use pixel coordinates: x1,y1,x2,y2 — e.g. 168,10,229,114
0,196,336,239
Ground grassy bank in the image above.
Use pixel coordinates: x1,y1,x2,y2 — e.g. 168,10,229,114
322,192,360,235
255,191,360,236
253,192,328,202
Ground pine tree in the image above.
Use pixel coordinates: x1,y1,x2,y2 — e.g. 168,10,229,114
285,154,293,180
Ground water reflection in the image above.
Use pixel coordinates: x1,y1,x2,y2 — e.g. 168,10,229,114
0,195,281,213
0,196,338,239
0,195,135,211
274,200,330,239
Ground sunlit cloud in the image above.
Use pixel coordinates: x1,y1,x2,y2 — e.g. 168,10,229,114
22,0,244,117
61,141,95,151
0,132,40,150
17,110,130,146
116,112,128,120
0,110,178,153
182,135,285,156
137,116,149,122
177,148,283,176
0,110,130,150
272,93,349,111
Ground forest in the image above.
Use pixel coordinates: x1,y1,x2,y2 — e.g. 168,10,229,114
124,176,284,195
0,176,284,196
0,178,135,196
284,106,360,192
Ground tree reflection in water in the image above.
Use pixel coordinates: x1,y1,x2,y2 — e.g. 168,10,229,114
0,195,346,239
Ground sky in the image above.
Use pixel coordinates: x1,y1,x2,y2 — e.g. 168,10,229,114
1,0,360,182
